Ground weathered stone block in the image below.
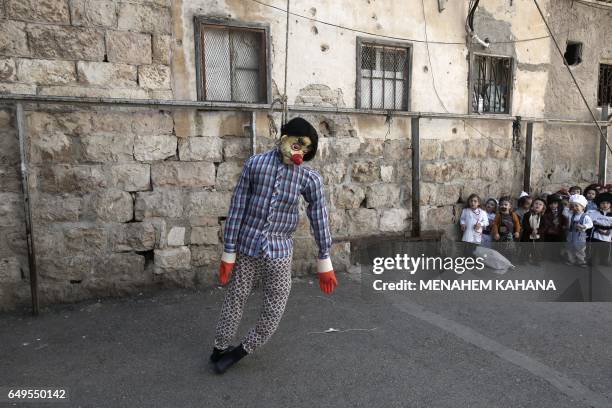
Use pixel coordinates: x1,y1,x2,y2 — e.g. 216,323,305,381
88,252,146,285
39,164,107,193
16,58,76,85
133,134,177,161
366,184,401,209
334,185,365,209
347,209,378,236
0,166,21,193
135,190,184,219
106,31,152,65
467,141,488,158
223,137,251,160
383,139,411,161
131,111,174,135
38,85,149,99
30,131,73,163
480,159,500,181
28,25,105,61
379,208,409,232
216,161,242,189
110,222,156,252
39,256,92,281
0,257,22,283
351,161,380,183
32,194,82,222
64,225,107,254
380,165,394,182
442,140,467,159
424,205,456,228
77,61,137,87
190,226,219,245
0,21,28,57
155,247,190,269
190,245,220,267
359,140,384,157
70,0,117,27
186,191,232,217
329,209,348,237
138,64,171,89
421,161,459,183
0,83,36,94
110,163,150,191
81,133,135,162
319,163,346,184
117,2,172,34
151,161,215,188
197,111,250,137
167,226,185,246
93,189,133,222
0,193,24,227
152,35,172,65
178,136,223,162
6,0,70,24
188,216,219,227
421,139,442,161
0,58,17,82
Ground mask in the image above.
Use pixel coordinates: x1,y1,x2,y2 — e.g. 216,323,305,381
279,135,312,166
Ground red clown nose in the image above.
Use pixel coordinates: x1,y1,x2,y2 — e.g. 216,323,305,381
291,154,304,165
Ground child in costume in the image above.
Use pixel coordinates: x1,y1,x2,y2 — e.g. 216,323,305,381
586,192,612,266
491,196,521,261
515,193,532,223
542,194,568,261
481,198,498,248
565,194,593,267
584,186,598,212
460,194,489,251
520,197,547,265
210,117,337,374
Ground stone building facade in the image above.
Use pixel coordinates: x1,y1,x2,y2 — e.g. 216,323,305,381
0,0,610,310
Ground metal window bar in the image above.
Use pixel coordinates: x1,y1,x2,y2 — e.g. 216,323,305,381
360,43,409,110
472,55,511,114
598,64,612,107
201,24,266,103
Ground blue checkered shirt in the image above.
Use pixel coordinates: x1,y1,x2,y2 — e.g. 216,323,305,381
223,148,332,260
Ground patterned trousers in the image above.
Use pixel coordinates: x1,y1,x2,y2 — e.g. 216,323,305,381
214,252,293,354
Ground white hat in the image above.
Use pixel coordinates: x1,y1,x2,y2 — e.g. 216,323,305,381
519,191,529,198
569,194,587,208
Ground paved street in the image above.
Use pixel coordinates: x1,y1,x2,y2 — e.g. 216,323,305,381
1,265,611,408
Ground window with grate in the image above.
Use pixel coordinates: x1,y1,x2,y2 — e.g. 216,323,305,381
195,19,269,103
470,54,513,114
598,64,612,107
357,38,411,110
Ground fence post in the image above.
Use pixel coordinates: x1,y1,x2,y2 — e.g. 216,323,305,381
598,105,609,185
523,122,533,194
411,116,421,237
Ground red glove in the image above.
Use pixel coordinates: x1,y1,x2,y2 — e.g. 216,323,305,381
219,252,236,285
317,257,337,294
319,271,338,294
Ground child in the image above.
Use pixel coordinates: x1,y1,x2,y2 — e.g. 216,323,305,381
481,198,498,248
492,196,521,261
565,194,593,267
569,185,582,196
520,197,547,265
460,194,489,250
542,194,568,242
516,193,533,223
584,186,598,212
587,192,612,266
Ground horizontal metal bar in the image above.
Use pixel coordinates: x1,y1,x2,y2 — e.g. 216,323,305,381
0,93,607,127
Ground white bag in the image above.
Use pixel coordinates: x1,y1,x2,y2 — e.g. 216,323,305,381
473,245,514,271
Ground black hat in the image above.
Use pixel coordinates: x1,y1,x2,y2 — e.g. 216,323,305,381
547,194,563,206
281,117,319,161
595,192,612,205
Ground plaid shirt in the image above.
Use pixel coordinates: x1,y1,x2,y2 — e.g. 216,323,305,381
223,148,332,259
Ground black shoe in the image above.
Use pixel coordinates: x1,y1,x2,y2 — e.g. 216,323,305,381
209,346,234,364
213,344,248,374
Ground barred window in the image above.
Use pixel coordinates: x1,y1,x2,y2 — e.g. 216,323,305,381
598,64,612,107
470,54,513,114
195,19,270,103
357,38,411,110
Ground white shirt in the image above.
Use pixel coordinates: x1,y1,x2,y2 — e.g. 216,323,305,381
587,209,612,242
460,208,489,244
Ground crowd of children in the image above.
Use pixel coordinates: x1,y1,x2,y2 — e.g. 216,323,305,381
459,184,612,267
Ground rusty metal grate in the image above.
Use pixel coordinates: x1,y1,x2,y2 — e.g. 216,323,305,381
359,42,410,110
471,54,512,114
200,24,267,103
598,64,612,107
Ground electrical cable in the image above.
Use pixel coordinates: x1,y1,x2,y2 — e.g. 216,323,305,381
249,0,550,46
533,0,612,155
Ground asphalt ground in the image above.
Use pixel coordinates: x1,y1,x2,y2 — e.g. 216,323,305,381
1,263,611,408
